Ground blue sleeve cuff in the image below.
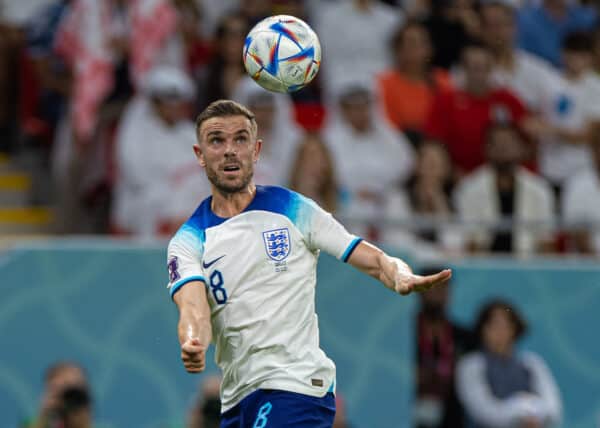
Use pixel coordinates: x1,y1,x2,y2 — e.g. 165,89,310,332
170,275,206,300
341,238,363,263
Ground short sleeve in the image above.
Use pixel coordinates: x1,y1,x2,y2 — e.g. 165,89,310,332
166,225,205,299
294,194,362,262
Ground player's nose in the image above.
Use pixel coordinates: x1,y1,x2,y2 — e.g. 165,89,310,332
223,139,238,155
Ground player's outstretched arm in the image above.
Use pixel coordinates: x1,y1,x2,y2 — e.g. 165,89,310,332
173,282,212,373
347,241,451,295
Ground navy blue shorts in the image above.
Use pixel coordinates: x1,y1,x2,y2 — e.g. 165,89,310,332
220,389,336,428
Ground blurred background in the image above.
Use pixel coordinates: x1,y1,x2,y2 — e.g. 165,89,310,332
1,0,600,427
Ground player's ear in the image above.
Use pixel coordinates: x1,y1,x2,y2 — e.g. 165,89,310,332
193,144,206,167
253,139,262,163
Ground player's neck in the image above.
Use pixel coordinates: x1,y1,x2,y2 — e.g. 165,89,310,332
211,184,257,218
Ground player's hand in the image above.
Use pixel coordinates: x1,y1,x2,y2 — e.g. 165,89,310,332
393,265,452,295
181,338,206,373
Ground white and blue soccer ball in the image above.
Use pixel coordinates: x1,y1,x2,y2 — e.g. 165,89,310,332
243,15,321,93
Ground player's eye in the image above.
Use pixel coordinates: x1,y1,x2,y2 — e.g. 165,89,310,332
209,138,224,145
235,135,248,144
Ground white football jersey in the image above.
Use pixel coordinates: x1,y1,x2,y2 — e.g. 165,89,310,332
166,186,361,412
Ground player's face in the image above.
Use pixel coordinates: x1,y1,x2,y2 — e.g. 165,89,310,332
195,115,262,194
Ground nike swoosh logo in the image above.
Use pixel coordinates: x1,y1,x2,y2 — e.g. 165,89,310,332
202,255,225,269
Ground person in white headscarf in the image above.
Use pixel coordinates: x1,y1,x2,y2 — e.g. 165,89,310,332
232,77,304,186
112,66,210,237
323,82,415,241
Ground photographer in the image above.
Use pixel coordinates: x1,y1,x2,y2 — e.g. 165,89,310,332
24,361,92,428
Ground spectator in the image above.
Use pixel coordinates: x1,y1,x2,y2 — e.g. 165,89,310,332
187,375,221,428
174,0,214,79
423,0,480,69
196,13,248,110
23,361,91,428
480,0,563,114
21,0,72,148
377,20,453,139
456,299,562,428
54,0,183,143
536,31,600,194
479,0,581,173
112,66,210,237
425,41,528,176
382,141,458,253
517,0,597,67
314,0,403,99
561,121,600,254
454,122,555,255
414,266,472,428
324,84,415,241
405,142,459,249
289,133,338,213
232,77,303,186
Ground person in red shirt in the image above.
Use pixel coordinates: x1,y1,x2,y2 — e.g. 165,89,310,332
424,41,528,175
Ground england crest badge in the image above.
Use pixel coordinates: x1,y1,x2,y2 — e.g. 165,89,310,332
262,228,291,261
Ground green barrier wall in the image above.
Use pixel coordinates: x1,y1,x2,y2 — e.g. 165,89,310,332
0,240,598,428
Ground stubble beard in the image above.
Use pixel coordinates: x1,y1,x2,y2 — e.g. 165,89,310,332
205,163,254,194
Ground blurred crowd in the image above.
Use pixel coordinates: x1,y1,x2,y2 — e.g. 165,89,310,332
2,0,600,256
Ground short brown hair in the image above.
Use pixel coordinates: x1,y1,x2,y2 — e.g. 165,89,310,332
195,99,257,135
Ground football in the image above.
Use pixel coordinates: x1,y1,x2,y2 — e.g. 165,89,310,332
243,15,321,93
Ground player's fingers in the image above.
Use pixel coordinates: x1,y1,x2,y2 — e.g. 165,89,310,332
184,361,205,373
182,343,204,354
395,280,414,295
181,350,204,363
420,269,452,287
183,357,205,367
183,355,205,370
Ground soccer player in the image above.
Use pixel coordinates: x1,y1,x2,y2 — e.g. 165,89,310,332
167,100,452,427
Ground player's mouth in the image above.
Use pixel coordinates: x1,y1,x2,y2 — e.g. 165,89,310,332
222,164,241,175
